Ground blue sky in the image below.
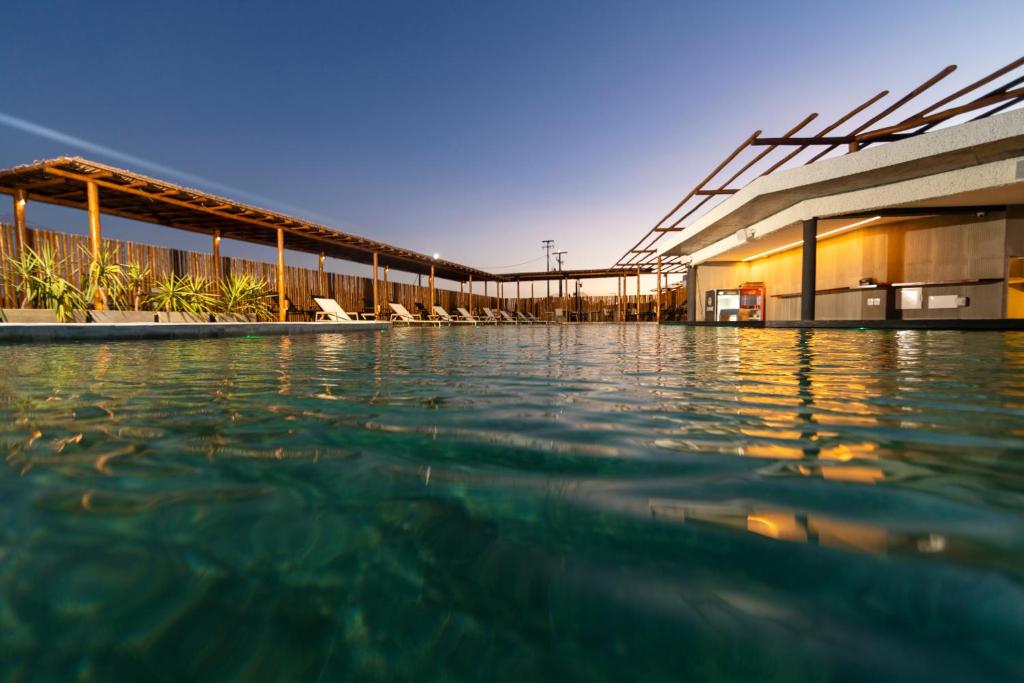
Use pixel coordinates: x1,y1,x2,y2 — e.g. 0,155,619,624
2,0,1022,292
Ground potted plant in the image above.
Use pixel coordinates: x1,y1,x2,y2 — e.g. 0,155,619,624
147,273,215,322
216,273,273,322
2,246,86,323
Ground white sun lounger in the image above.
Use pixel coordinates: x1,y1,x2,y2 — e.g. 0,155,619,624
433,305,475,324
481,307,511,324
456,307,494,324
389,302,442,326
526,312,549,324
314,297,367,322
498,310,519,324
515,311,535,324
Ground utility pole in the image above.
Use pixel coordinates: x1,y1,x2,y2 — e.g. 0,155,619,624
554,250,567,296
542,239,554,299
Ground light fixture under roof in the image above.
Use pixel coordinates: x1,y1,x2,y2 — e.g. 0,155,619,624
742,216,881,262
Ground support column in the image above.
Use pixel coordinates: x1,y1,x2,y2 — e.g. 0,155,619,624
318,252,326,295
213,230,222,283
686,265,697,322
13,189,29,255
372,252,380,319
430,265,435,308
516,281,520,311
276,227,286,322
656,256,662,323
383,266,389,309
801,218,817,321
497,282,501,315
636,266,641,321
87,181,105,310
468,275,473,314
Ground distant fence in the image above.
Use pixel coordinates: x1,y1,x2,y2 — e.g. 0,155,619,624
0,224,661,319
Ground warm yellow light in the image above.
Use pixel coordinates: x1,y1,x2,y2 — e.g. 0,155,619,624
17,197,26,207
742,216,882,262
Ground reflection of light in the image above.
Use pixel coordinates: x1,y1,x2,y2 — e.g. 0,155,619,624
742,216,882,261
820,466,884,484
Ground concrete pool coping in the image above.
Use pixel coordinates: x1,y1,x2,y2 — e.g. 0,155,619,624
663,319,1024,330
0,320,390,343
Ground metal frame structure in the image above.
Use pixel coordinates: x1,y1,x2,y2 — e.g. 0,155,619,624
613,56,1024,276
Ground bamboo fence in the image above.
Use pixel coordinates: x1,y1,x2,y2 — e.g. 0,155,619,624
0,224,659,319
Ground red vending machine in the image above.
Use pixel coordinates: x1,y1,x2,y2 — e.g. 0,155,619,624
739,283,766,321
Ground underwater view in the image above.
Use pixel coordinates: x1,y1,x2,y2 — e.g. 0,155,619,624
1,325,1023,681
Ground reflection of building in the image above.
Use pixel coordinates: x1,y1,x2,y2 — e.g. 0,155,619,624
660,110,1024,325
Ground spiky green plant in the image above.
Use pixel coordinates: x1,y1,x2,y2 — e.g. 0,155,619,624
6,245,85,321
80,244,122,310
218,273,273,321
146,273,215,315
112,262,152,311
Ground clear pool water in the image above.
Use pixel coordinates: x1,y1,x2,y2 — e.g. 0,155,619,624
1,325,1023,681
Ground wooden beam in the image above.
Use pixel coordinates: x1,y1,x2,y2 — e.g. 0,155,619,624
213,230,222,283
87,181,104,310
372,252,380,319
656,255,662,323
276,228,286,322
13,189,29,254
318,252,326,295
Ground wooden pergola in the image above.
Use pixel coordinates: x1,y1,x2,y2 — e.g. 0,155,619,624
0,157,500,320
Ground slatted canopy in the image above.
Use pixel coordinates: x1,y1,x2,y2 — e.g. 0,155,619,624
0,156,497,282
501,267,654,281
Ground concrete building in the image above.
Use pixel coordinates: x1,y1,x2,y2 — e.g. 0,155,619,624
658,109,1024,325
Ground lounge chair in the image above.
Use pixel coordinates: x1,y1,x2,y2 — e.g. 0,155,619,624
514,311,534,324
433,305,475,324
481,308,510,324
526,312,549,324
456,307,494,324
498,310,519,324
389,302,442,326
314,297,366,322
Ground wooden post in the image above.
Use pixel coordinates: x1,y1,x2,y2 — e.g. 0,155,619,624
383,265,389,309
459,281,464,307
87,181,105,310
213,230,222,283
276,227,286,322
469,275,473,314
497,282,501,315
636,266,641,320
516,281,520,312
430,265,435,308
656,256,662,323
318,252,326,295
372,252,380,319
13,190,29,255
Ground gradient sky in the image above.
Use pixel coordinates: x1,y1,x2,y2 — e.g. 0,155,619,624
2,0,1022,293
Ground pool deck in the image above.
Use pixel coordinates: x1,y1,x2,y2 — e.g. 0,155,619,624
0,320,390,343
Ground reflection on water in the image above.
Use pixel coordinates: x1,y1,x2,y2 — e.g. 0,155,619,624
2,326,1024,681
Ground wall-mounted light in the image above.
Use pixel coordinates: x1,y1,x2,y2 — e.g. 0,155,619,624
433,252,440,260
741,216,881,262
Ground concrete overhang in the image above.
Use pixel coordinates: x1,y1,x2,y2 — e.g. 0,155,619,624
658,108,1024,260
686,155,1024,265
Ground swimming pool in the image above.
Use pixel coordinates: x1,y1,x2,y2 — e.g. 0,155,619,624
1,325,1022,681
